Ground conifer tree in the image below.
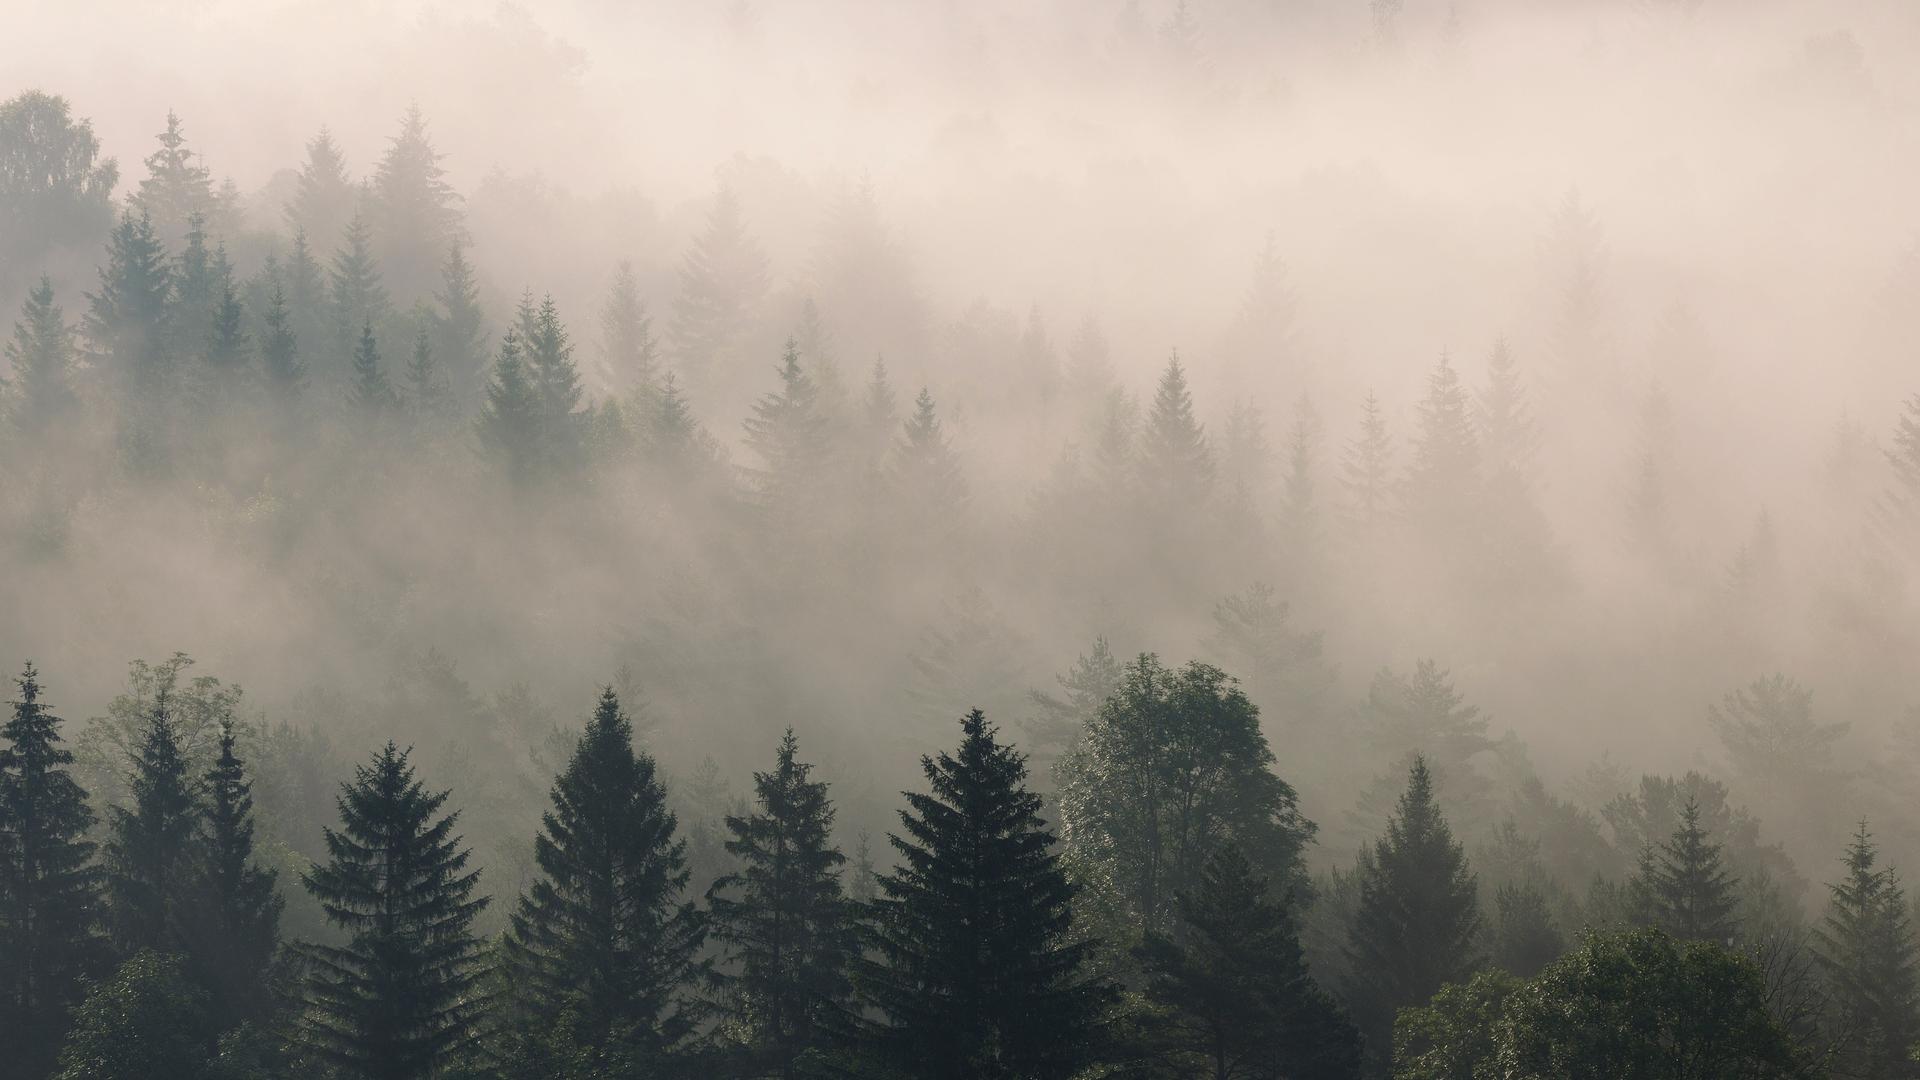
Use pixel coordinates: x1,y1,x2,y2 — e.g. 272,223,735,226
1813,823,1920,1078
347,321,398,416
855,710,1107,1080
6,277,80,432
1340,389,1394,536
517,293,585,470
645,370,719,478
85,210,173,394
286,126,356,250
1220,232,1299,387
331,214,391,370
131,110,232,246
370,106,461,302
1634,797,1739,944
889,387,968,527
205,251,249,375
299,743,489,1080
1489,880,1565,979
859,357,900,470
1138,352,1213,504
707,729,857,1079
503,689,708,1071
743,340,831,512
794,296,846,412
1027,635,1125,754
0,665,105,1078
600,259,658,396
1475,337,1538,478
179,719,282,1032
476,330,542,483
431,241,487,405
403,324,453,425
1346,756,1481,1057
1403,352,1480,533
1279,393,1323,552
285,228,330,359
669,182,769,383
1136,845,1361,1080
170,214,217,360
258,282,304,400
104,693,200,954
1877,393,1920,560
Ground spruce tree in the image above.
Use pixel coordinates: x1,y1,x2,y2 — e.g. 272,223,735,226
347,321,398,416
258,282,304,400
1279,393,1323,552
286,126,356,251
1813,823,1920,1078
1340,389,1394,536
170,214,217,362
1138,352,1213,504
1879,393,1920,555
285,227,330,360
855,709,1108,1080
85,210,173,394
1635,796,1739,944
600,259,658,396
299,742,490,1080
403,324,453,425
669,182,769,384
1402,352,1480,534
331,214,391,371
370,106,461,302
645,369,719,478
104,692,200,954
743,340,831,512
6,277,80,432
431,241,487,405
517,293,585,471
179,718,282,1032
503,689,707,1071
888,387,968,529
707,729,857,1079
476,330,542,483
205,250,249,375
131,110,232,246
0,664,105,1078
1475,337,1538,478
859,357,900,470
1136,845,1360,1080
1027,635,1124,754
1346,756,1481,1058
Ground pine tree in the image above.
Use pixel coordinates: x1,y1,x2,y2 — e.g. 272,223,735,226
708,729,857,1079
170,214,217,361
889,387,968,529
1489,880,1565,979
669,183,769,384
299,742,489,1080
1635,797,1739,944
794,296,845,412
1346,756,1482,1058
476,330,542,484
743,340,831,512
1136,845,1361,1080
205,250,248,375
104,693,200,954
1220,232,1299,388
370,106,461,302
1475,337,1538,478
1278,394,1323,553
286,126,356,250
855,710,1108,1080
859,357,900,469
131,110,232,247
347,321,398,417
0,665,105,1078
517,293,586,471
403,324,453,424
6,277,79,432
330,214,391,372
1027,635,1124,754
1361,659,1493,769
600,259,658,396
644,370,719,478
285,228,330,362
179,719,282,1032
258,282,304,400
1403,352,1480,533
1340,389,1394,536
1139,352,1213,504
503,689,707,1070
1813,823,1920,1078
430,240,486,405
85,210,173,394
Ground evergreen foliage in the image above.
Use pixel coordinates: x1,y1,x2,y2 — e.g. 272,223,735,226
1812,823,1919,1078
6,277,80,431
103,693,200,954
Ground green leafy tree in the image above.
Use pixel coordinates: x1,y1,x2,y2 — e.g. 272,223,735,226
6,277,80,432
1135,844,1361,1080
1346,756,1481,1059
180,719,282,1034
0,90,117,272
707,729,856,1079
854,709,1108,1080
502,689,708,1073
299,742,490,1080
1,665,106,1078
104,693,200,954
1057,654,1315,944
53,950,217,1080
1391,969,1521,1080
1812,823,1919,1078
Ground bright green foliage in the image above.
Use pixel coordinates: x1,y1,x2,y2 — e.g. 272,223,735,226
299,743,490,1080
1634,796,1740,944
1138,352,1213,504
1,665,106,1078
54,950,217,1080
104,694,200,954
1346,757,1481,1057
180,720,282,1033
1136,844,1361,1080
1057,654,1314,943
1813,823,1919,1078
85,210,173,393
6,277,80,431
503,689,708,1072
1397,928,1804,1079
855,709,1108,1080
0,91,117,270
708,729,856,1079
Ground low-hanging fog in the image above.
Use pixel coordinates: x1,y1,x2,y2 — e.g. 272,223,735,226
5,0,1920,973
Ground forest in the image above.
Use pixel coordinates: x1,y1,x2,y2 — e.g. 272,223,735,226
4,0,1920,1077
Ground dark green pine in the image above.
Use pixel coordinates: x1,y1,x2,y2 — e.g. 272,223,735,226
347,321,398,416
180,718,283,1031
104,692,200,955
1645,796,1740,943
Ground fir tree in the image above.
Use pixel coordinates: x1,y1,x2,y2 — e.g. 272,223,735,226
258,282,304,399
370,106,461,302
707,729,857,1079
5,277,80,432
0,665,105,1078
503,689,708,1070
347,321,398,416
517,293,586,470
1475,337,1538,478
645,369,719,477
131,110,232,246
1136,845,1361,1080
179,718,282,1032
600,259,658,396
1877,393,1920,558
205,252,248,374
476,330,542,484
669,182,769,383
170,214,217,360
430,240,487,405
299,743,490,1080
1813,823,1920,1079
855,710,1108,1080
1346,756,1482,1059
285,228,330,361
1139,352,1213,504
1402,352,1480,533
1027,635,1125,754
1635,797,1740,944
403,324,453,424
1220,232,1299,388
85,210,173,394
330,214,391,371
104,693,200,954
1340,389,1394,536
889,387,968,527
743,340,831,512
286,126,356,251
859,356,900,469
1489,880,1565,980
1279,394,1323,553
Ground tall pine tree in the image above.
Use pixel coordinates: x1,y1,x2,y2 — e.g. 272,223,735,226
1813,823,1920,1078
599,259,657,396
103,693,200,954
85,210,173,395
6,277,79,432
431,241,487,406
476,330,542,484
180,718,282,1032
1633,796,1740,944
669,182,770,385
1139,352,1213,506
370,106,461,302
285,126,356,251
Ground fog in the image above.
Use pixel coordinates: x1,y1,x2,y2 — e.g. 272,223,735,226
5,0,1920,944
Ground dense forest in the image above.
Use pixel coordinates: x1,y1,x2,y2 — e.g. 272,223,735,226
5,0,1920,1077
